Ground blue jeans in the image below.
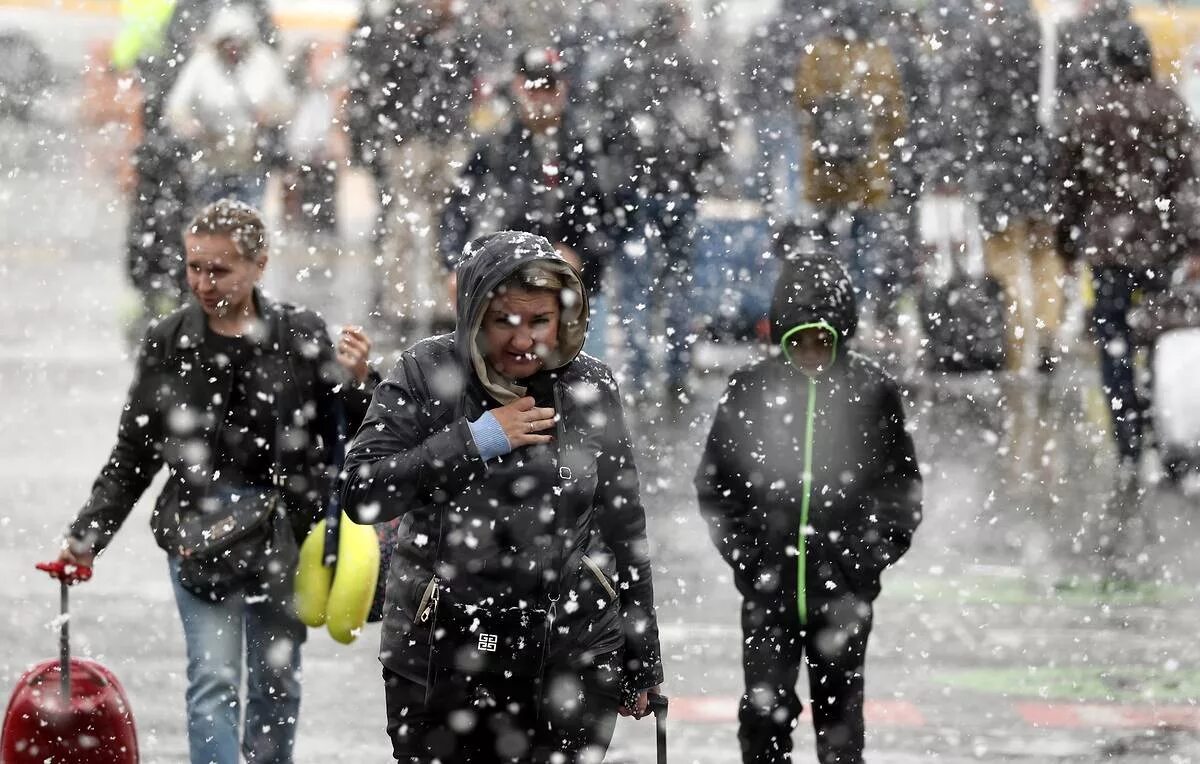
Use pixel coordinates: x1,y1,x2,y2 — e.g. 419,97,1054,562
1092,266,1144,462
826,207,905,320
614,197,697,395
169,558,305,764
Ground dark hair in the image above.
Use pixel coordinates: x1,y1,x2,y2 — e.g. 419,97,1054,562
186,198,268,260
514,48,564,88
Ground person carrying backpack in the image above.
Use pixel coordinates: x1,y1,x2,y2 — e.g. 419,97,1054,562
1055,28,1200,482
696,229,923,764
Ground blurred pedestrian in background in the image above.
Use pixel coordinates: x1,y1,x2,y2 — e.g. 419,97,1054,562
967,0,1064,373
595,0,727,412
1056,0,1152,129
344,0,477,341
795,2,909,337
1055,28,1200,485
280,41,344,252
737,9,806,219
164,3,294,208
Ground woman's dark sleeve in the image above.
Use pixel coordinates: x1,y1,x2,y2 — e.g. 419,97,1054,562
593,378,663,691
838,378,923,588
341,353,484,524
68,330,166,553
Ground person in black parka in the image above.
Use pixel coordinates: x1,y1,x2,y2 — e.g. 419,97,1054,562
696,230,923,764
342,230,663,763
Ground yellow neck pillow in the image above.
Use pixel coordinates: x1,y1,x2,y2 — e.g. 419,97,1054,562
294,513,380,644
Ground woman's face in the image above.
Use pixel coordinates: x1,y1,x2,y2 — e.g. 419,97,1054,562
184,233,266,319
481,287,560,379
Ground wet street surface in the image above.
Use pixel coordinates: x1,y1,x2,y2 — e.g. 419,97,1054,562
3,128,1200,763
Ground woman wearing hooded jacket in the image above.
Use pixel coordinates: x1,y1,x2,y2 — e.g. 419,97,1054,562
57,199,378,764
342,230,663,763
696,229,922,764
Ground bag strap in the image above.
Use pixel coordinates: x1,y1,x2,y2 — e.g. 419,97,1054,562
321,398,348,565
268,309,292,494
543,379,571,609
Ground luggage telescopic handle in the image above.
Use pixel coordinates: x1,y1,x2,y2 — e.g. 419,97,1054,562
648,694,669,764
35,561,92,699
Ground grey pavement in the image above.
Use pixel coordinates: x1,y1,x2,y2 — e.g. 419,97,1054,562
3,116,1200,764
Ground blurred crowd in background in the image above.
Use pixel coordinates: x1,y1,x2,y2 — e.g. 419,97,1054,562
7,0,1200,482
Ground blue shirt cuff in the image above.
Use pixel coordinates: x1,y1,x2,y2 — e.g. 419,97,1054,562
468,411,511,462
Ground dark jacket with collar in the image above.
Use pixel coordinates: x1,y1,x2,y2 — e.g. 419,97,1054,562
68,291,377,554
696,251,922,612
342,232,663,691
963,0,1054,231
594,24,727,202
1055,77,1199,275
344,5,477,165
439,117,614,294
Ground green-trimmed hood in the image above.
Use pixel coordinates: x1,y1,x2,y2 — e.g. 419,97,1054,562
769,249,857,348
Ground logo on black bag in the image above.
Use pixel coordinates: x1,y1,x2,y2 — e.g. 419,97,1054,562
478,633,498,652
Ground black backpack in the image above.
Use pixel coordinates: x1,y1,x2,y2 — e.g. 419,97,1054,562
920,265,1007,373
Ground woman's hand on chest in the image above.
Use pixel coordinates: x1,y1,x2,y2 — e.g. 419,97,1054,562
490,396,558,448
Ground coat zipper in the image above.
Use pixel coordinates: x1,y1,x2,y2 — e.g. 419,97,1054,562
418,576,439,623
779,320,838,629
798,374,818,627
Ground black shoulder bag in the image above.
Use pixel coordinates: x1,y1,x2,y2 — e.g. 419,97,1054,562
174,316,300,602
425,491,566,680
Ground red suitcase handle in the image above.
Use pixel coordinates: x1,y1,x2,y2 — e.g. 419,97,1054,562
36,560,93,585
35,561,92,698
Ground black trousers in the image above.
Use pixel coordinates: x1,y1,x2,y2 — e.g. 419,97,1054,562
384,651,622,763
738,596,873,764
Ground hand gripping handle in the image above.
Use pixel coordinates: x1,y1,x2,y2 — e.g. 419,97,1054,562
36,560,93,585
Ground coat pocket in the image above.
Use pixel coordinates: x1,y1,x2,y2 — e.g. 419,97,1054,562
582,553,618,600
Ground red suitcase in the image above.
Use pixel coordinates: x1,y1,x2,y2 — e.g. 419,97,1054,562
1,562,138,763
